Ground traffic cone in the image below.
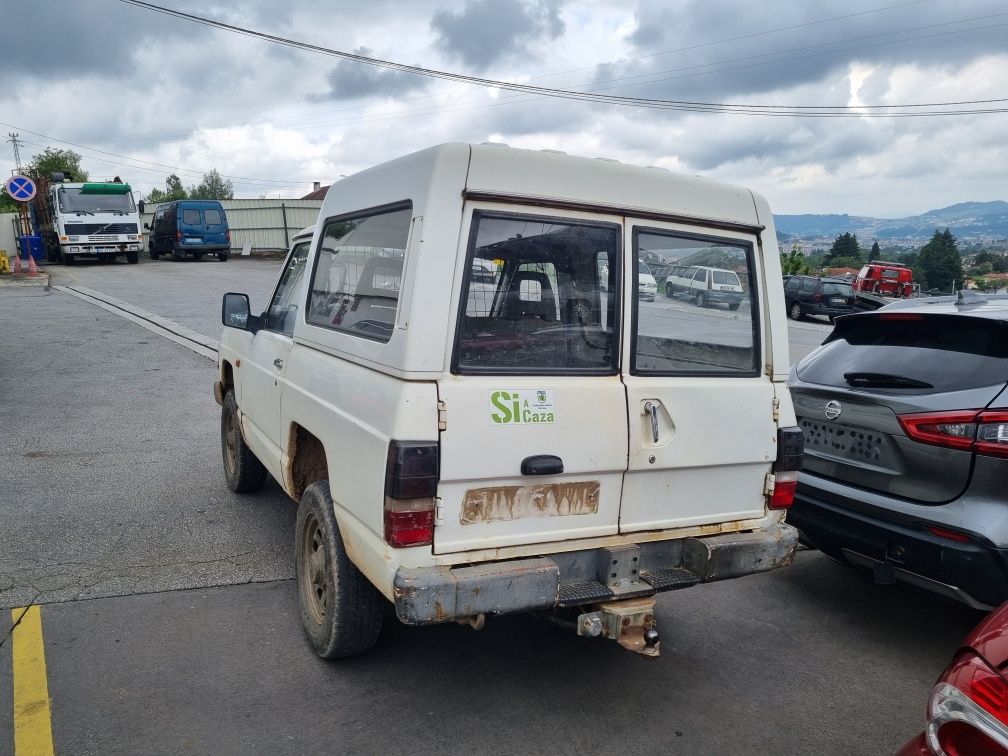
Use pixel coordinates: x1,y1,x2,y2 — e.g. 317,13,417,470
12,252,23,277
27,254,39,277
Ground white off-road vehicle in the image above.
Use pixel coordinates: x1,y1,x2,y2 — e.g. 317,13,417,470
216,143,802,659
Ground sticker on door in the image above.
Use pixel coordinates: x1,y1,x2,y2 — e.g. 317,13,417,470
489,389,555,425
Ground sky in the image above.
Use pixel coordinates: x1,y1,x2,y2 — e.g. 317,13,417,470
1,0,1006,217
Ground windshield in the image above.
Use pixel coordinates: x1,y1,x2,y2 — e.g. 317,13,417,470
58,187,136,214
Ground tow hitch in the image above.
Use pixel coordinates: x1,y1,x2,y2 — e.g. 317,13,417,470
577,596,660,658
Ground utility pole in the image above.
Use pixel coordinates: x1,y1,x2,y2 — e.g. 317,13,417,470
7,132,23,172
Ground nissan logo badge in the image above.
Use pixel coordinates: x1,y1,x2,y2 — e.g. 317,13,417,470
824,400,842,421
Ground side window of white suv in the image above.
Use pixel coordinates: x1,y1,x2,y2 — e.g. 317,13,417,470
305,204,412,343
264,241,311,336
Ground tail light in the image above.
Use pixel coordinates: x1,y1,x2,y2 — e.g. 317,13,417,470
768,426,804,510
226,229,231,242
383,441,438,547
926,651,1008,755
814,292,822,302
176,230,182,241
899,411,1008,458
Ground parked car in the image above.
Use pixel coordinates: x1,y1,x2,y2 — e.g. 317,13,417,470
216,142,801,660
854,260,914,298
638,260,657,301
898,601,1008,755
782,275,855,321
664,265,744,309
788,292,1008,610
147,199,230,261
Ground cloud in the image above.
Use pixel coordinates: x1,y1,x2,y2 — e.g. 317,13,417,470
313,48,428,101
431,0,565,71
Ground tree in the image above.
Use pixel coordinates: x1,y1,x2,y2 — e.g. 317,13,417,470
188,169,234,200
780,242,811,275
870,240,880,258
825,232,861,265
25,147,89,183
915,228,963,292
146,173,188,204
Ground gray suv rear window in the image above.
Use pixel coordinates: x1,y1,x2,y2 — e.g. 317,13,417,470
797,314,1008,392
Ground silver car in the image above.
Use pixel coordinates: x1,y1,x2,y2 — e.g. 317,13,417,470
787,292,1008,609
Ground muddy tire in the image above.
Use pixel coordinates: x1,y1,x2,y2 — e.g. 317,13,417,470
295,481,383,658
221,390,266,493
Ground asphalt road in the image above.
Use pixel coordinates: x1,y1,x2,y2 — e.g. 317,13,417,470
1,258,968,756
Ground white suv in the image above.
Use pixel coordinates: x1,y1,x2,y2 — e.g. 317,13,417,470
215,143,801,659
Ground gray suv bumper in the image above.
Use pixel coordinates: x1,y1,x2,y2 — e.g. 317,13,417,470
393,523,798,625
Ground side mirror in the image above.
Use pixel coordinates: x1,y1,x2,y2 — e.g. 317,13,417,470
222,292,259,332
143,223,150,231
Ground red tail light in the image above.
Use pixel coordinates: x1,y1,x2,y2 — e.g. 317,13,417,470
226,229,231,242
926,652,1008,755
383,441,438,548
900,411,1008,458
814,292,822,302
769,471,797,509
769,426,803,510
176,230,182,240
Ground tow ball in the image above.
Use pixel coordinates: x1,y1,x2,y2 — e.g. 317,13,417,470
577,596,660,658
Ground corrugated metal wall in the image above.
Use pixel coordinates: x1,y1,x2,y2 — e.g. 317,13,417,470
141,199,322,253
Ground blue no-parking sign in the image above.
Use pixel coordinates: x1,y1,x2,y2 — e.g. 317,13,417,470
5,175,36,202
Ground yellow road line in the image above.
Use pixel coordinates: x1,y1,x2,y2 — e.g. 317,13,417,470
11,606,55,756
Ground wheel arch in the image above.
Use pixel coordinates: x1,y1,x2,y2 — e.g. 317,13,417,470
286,422,329,503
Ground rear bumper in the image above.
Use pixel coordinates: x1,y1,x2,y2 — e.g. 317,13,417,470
804,303,853,317
392,523,798,625
704,290,743,305
789,492,1008,609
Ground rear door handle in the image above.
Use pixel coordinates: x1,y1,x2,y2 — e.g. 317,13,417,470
273,358,285,369
643,401,660,443
521,455,564,475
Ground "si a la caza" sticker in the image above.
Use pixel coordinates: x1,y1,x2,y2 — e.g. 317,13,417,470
489,389,555,425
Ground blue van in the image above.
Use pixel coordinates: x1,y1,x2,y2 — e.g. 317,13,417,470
147,200,231,261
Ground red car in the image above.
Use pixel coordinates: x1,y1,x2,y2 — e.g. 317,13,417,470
899,602,1008,755
855,261,914,297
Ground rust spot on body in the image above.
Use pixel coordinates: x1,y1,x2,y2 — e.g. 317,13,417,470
460,481,600,525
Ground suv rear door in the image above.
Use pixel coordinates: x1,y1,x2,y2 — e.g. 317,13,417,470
179,204,204,245
620,221,776,532
435,205,628,554
792,312,1008,502
202,204,228,246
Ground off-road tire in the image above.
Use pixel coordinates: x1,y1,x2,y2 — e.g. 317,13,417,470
218,252,229,262
789,301,803,320
126,251,139,264
295,481,383,659
221,391,267,493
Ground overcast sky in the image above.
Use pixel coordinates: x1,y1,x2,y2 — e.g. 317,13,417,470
2,0,1006,216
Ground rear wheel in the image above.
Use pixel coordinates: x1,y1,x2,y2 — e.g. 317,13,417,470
172,247,184,262
193,252,204,261
149,247,160,260
728,303,740,311
789,301,803,320
218,252,229,262
221,391,267,493
296,481,383,658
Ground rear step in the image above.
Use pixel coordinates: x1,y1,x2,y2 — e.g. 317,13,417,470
557,568,701,607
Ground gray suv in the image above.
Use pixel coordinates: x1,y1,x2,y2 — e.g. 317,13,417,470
787,292,1008,609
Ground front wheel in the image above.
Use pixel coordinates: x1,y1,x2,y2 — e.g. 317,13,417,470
126,251,139,264
296,481,383,659
221,391,266,493
695,292,706,307
64,254,75,267
789,301,803,320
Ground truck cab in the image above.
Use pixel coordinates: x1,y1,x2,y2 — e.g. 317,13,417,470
45,180,143,265
215,143,802,660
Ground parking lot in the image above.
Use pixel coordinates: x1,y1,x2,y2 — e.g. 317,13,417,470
1,257,984,755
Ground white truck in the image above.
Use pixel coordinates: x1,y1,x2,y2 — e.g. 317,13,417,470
216,143,802,660
38,176,143,265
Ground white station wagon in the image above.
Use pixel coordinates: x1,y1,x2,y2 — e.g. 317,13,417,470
216,143,802,659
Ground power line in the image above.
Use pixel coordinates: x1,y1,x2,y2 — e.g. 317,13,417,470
116,0,1008,117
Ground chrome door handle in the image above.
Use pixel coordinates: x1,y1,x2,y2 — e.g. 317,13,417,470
643,401,660,443
273,358,285,369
